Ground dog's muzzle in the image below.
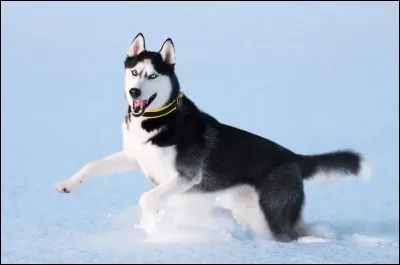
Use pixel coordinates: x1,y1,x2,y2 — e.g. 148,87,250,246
131,93,157,117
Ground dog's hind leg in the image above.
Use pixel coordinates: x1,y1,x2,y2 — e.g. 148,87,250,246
216,185,273,240
257,162,309,242
55,151,138,193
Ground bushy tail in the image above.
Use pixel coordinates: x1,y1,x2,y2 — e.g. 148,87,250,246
296,150,372,182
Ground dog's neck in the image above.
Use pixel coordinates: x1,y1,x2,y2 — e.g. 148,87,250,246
141,92,184,119
125,92,184,127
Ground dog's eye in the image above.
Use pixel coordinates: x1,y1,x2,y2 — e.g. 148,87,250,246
131,70,138,76
149,74,158,80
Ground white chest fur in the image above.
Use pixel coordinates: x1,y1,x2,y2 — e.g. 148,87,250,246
122,119,177,186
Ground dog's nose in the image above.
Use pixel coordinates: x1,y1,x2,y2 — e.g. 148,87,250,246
129,88,141,98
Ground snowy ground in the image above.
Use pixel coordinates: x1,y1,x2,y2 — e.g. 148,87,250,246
1,2,399,264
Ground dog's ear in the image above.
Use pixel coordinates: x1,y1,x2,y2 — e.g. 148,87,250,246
127,33,146,57
159,38,175,65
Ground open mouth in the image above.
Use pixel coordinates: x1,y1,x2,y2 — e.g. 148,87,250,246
131,93,157,117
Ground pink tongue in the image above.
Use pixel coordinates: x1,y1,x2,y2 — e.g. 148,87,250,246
133,99,147,108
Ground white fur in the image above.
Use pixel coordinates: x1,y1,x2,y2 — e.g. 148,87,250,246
215,185,273,239
124,116,202,212
122,118,176,187
124,60,172,110
56,116,200,213
55,151,138,192
310,170,345,184
309,159,373,184
358,159,373,181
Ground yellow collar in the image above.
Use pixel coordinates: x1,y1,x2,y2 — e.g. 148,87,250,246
142,92,184,119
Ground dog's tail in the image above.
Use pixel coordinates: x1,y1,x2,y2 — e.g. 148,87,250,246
295,150,372,182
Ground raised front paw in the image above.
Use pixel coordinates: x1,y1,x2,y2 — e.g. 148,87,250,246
55,179,78,193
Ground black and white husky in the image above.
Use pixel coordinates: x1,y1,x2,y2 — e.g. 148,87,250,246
55,33,372,242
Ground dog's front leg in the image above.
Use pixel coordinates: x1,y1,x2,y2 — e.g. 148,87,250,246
55,151,138,193
139,173,201,213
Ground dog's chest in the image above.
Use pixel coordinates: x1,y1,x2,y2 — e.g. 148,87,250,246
122,120,177,185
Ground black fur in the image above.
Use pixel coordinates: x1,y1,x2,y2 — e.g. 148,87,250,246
298,150,361,179
125,106,132,128
125,49,365,242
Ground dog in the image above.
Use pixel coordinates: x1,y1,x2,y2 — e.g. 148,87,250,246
55,33,372,242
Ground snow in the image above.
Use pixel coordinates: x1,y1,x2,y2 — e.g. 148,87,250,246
1,1,399,264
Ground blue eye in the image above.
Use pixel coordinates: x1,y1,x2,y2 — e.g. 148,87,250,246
131,70,138,76
149,74,158,79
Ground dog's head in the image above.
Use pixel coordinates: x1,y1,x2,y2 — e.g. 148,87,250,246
124,33,180,117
